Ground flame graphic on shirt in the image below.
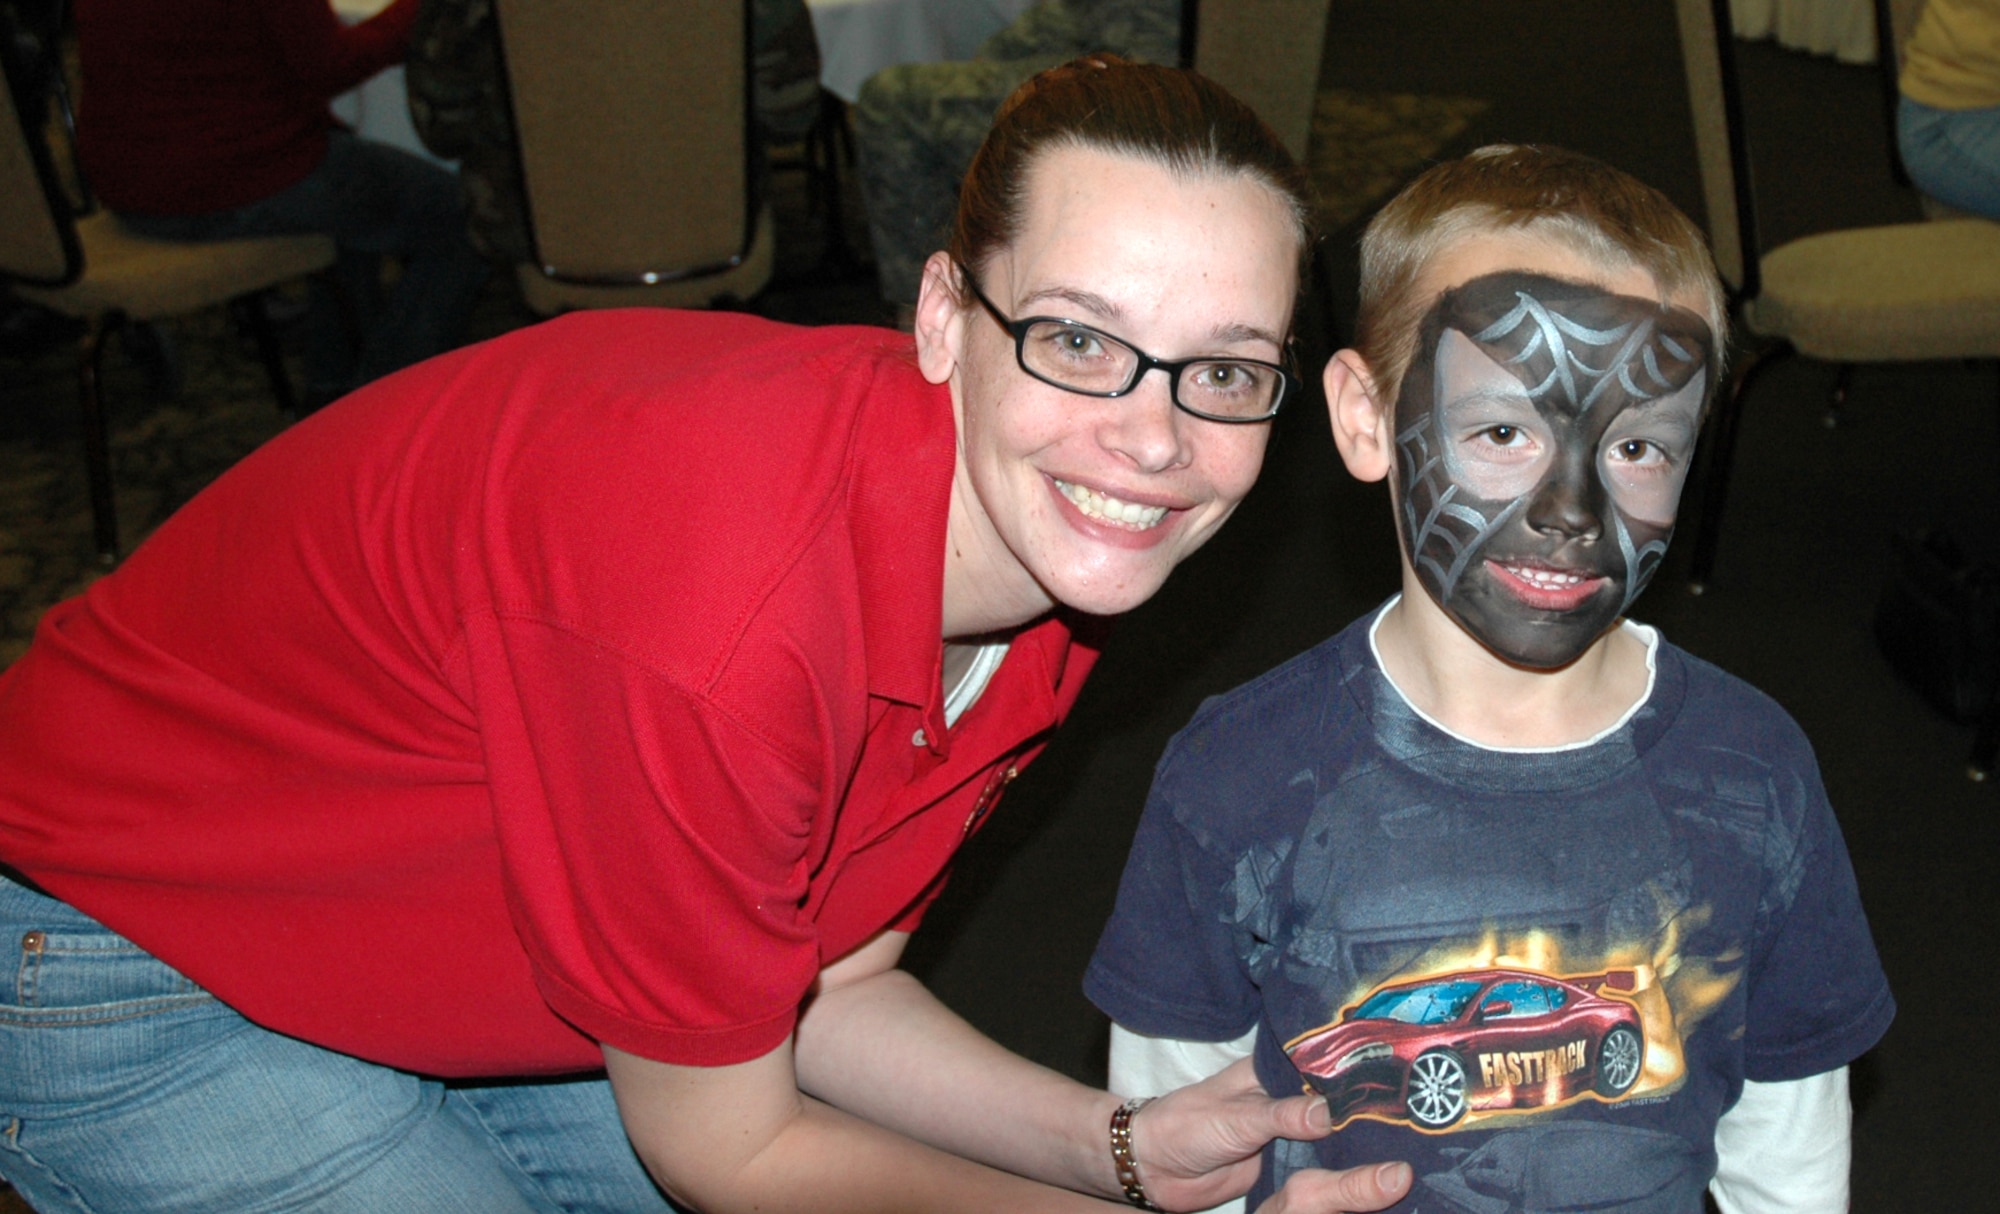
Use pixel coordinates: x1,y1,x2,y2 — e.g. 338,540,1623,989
1333,900,1739,1114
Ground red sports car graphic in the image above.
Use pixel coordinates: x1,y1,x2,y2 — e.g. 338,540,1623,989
1285,968,1646,1131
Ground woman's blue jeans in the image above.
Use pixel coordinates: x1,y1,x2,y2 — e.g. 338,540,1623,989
0,873,683,1213
1898,95,2000,221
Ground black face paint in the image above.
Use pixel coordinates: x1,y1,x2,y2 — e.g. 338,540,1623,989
1393,271,1713,669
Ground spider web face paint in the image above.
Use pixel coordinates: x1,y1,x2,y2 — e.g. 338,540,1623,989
1394,271,1712,668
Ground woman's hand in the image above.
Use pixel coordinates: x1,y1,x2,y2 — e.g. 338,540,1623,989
1253,1162,1413,1214
1131,1058,1411,1213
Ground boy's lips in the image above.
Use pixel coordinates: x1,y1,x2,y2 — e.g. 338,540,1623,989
1484,559,1610,612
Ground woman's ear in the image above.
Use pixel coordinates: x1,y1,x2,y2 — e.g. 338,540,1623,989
913,252,967,385
1324,349,1394,483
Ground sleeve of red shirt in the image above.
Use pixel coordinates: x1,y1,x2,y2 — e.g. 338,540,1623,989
254,0,419,100
466,611,834,1068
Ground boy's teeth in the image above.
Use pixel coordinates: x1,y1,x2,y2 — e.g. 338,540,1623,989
1055,480,1169,529
1507,565,1584,586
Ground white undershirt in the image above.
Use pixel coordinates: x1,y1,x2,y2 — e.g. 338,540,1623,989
942,640,1008,727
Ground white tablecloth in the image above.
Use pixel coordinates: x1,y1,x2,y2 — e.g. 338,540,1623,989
808,0,1038,102
329,0,451,166
1730,0,1878,64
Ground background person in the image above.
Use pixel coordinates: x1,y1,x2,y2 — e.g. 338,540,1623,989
1897,0,2000,219
0,58,1408,1214
72,0,490,408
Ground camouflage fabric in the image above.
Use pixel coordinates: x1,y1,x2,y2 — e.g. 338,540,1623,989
404,0,820,264
851,0,1182,306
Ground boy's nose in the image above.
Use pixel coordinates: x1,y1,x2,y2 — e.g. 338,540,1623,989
1524,452,1603,542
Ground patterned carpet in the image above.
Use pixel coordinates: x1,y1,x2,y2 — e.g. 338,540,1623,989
0,88,1483,671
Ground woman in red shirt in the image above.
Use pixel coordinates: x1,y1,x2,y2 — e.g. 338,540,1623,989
0,55,1411,1214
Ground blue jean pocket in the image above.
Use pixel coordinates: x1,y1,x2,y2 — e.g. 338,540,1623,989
0,877,227,1111
5,929,209,1022
0,876,211,1023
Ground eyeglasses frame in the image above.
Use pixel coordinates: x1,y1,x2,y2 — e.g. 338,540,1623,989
956,266,1296,424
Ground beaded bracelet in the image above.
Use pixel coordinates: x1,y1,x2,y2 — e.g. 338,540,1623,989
1109,1096,1165,1211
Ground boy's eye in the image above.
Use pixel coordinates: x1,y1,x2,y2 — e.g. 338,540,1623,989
1483,425,1524,446
1608,438,1666,464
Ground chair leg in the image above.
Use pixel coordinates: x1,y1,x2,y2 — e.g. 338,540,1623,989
1823,362,1852,430
1969,693,2000,782
77,314,121,566
801,89,863,278
233,291,302,416
1687,340,1794,594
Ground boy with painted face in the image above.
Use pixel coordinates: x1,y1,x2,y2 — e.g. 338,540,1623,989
1084,146,1892,1214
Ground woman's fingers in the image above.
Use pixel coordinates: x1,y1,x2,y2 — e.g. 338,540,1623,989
1171,1058,1332,1158
1253,1162,1413,1214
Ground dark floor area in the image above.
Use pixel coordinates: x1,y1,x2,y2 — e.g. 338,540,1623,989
2,2,1991,1210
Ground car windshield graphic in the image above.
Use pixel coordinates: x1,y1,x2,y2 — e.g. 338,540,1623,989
1353,979,1484,1025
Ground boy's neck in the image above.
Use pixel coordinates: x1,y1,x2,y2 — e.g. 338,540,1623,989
1372,583,1652,749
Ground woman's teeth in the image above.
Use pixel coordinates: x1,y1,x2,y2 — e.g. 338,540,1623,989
1056,480,1169,529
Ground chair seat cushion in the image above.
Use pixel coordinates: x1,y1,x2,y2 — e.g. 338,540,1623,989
13,213,337,322
1748,218,2000,362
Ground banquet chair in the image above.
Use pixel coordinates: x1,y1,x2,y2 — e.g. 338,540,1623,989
496,0,775,315
1182,0,1332,164
0,37,335,565
1180,0,1338,340
1672,0,2000,594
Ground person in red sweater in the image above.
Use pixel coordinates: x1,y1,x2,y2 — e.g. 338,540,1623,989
74,0,487,406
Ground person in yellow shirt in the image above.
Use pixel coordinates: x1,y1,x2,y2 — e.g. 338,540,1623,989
1899,0,2000,218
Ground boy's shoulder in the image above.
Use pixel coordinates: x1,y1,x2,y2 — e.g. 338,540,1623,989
1652,634,1816,760
1176,611,1375,739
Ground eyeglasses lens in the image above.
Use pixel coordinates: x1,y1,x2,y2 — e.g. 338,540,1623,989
1018,321,1280,420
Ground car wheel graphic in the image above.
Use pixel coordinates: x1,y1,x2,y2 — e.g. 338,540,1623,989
1405,1049,1468,1129
1594,1025,1643,1097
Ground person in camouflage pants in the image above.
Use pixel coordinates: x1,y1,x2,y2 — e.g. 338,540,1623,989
405,0,821,265
851,0,1182,312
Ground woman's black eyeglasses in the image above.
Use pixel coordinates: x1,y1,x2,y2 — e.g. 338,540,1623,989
959,267,1295,424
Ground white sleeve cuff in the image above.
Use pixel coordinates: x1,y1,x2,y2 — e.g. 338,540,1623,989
1711,1067,1851,1213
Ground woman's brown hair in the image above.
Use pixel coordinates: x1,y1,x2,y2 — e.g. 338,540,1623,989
946,54,1315,287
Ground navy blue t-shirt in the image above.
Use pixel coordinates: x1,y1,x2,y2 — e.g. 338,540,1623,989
1085,608,1893,1212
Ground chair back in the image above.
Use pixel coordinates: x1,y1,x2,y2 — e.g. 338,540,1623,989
1673,0,1761,303
0,32,82,287
495,0,755,286
1188,0,1332,164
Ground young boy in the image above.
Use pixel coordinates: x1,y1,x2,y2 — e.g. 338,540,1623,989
1083,145,1894,1214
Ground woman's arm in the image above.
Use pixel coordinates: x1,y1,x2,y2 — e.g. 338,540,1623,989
257,0,419,99
602,929,1127,1213
604,930,1411,1213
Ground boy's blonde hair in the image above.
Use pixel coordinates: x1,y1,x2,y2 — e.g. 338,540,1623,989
1353,144,1728,409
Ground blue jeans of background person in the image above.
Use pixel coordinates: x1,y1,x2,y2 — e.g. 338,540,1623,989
118,130,491,404
1898,95,2000,221
0,872,684,1213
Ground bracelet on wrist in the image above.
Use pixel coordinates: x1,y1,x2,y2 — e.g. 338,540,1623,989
1109,1095,1165,1211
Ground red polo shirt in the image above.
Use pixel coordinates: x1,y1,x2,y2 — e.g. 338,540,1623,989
0,310,1100,1076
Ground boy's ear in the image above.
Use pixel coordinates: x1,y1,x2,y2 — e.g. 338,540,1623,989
1324,349,1394,484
